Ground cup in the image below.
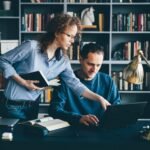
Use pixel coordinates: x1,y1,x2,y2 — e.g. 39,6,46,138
3,1,11,11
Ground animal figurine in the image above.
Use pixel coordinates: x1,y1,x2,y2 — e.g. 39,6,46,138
81,7,95,26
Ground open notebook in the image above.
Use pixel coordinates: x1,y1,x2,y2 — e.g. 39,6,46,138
21,117,70,136
99,101,147,129
20,71,60,87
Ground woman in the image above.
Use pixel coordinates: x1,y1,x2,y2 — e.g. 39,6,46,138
0,14,110,121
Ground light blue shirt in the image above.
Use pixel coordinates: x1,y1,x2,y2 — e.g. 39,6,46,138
0,40,87,101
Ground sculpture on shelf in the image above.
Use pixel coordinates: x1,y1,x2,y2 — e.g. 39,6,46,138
81,7,95,26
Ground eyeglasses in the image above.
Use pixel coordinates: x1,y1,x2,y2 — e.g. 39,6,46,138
61,32,78,41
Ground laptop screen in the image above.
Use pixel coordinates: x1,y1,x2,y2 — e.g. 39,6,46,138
0,118,19,127
99,101,148,129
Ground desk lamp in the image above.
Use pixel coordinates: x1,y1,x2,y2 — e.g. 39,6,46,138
123,50,150,84
123,50,150,141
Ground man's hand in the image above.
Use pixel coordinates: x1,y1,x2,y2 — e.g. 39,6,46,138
79,114,99,126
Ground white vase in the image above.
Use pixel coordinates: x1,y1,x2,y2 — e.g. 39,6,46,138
3,1,11,11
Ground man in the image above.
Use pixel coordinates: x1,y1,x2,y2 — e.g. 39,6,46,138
48,43,121,126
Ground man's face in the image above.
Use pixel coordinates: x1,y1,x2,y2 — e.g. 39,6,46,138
80,52,103,80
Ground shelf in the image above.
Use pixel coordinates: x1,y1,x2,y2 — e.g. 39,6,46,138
21,2,64,5
40,103,49,106
0,17,19,19
21,31,46,34
66,3,110,5
82,31,110,34
112,3,150,5
119,91,150,94
111,32,150,34
0,0,150,106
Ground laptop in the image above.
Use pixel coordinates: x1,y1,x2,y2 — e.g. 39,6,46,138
99,101,148,129
0,118,19,128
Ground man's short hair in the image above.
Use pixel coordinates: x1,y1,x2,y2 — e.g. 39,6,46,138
80,43,104,59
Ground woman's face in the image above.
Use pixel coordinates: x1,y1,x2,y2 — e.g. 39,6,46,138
56,25,78,50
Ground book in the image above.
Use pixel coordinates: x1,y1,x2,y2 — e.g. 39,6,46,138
22,116,53,125
36,119,70,132
20,71,60,87
21,117,70,136
98,13,104,31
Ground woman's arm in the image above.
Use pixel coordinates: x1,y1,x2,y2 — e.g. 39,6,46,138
0,41,32,79
82,88,111,110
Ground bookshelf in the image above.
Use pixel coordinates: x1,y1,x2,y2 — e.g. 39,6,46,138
0,0,150,116
0,0,19,40
111,1,150,109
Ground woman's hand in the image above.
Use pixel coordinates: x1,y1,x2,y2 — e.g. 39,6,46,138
12,74,44,90
23,80,44,90
79,114,99,126
99,96,111,110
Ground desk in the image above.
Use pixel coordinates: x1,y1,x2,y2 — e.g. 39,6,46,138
0,121,150,150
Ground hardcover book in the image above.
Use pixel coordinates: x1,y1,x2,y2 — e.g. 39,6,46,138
20,71,60,87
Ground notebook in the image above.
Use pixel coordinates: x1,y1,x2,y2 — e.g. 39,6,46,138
20,71,60,87
99,101,148,129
